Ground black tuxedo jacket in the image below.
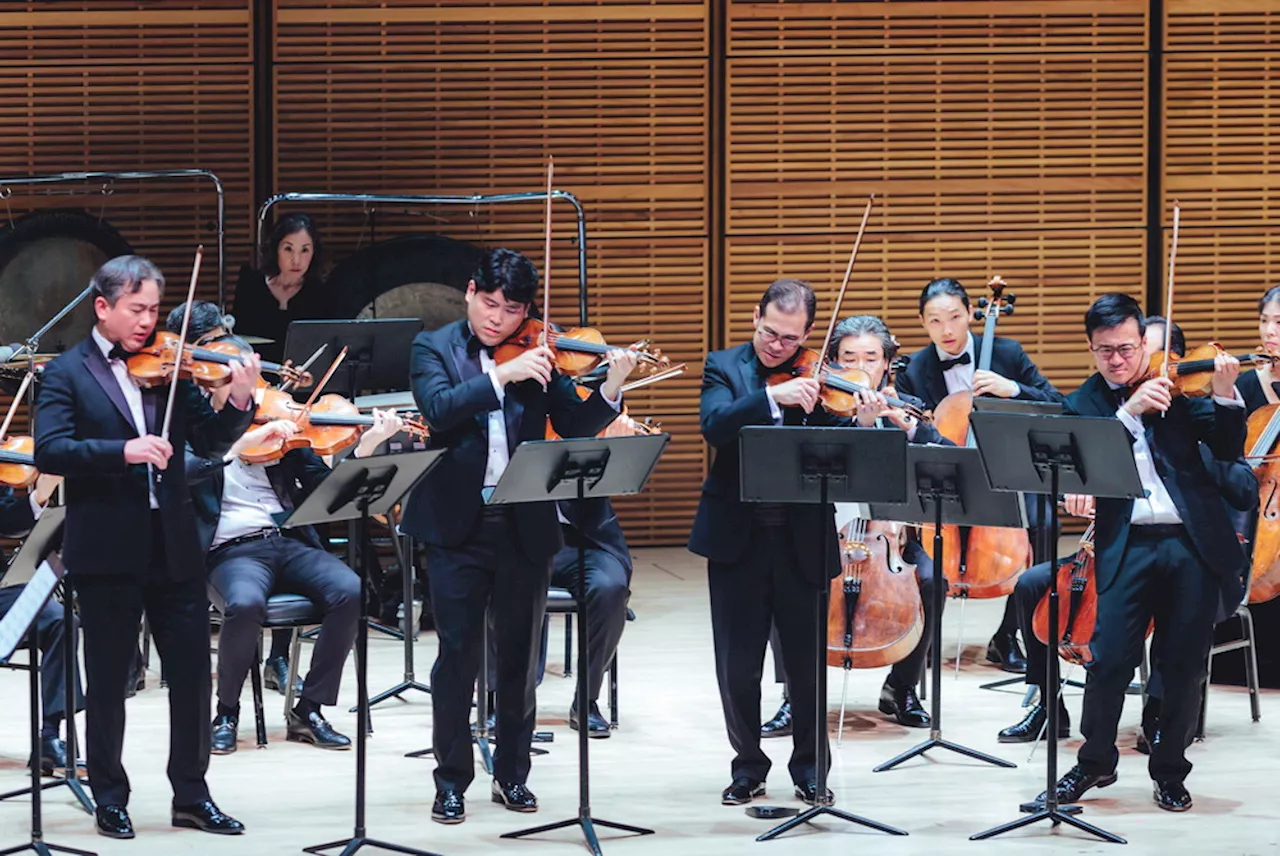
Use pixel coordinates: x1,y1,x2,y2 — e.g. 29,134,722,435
896,334,1065,411
33,336,255,580
556,497,632,576
1066,373,1247,594
185,448,329,553
688,342,851,587
400,319,619,562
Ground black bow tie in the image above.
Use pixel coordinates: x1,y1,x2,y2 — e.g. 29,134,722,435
466,335,494,359
938,351,971,373
108,344,134,363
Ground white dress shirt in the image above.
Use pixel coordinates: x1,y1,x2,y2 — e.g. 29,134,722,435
210,459,284,548
937,333,976,395
92,327,158,509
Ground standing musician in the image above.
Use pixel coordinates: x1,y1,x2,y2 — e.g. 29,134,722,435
894,277,1065,673
1031,293,1245,813
0,475,83,776
164,301,402,755
33,256,260,840
402,248,637,825
690,278,848,809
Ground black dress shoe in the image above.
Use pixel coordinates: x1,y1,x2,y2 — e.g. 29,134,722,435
997,702,1070,743
794,780,835,806
432,789,465,824
1031,764,1117,807
1153,779,1192,812
761,700,792,738
721,777,765,805
96,804,134,839
263,656,303,696
1135,727,1161,755
286,709,352,750
211,713,238,755
569,701,611,738
986,632,1028,673
491,780,538,812
171,800,245,834
878,682,930,728
31,735,67,776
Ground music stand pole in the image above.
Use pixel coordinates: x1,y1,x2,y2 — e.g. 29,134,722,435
367,518,431,710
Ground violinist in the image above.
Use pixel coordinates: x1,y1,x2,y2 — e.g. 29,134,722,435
166,301,403,755
689,278,848,809
401,248,637,824
894,277,1065,673
1030,293,1245,814
33,256,260,839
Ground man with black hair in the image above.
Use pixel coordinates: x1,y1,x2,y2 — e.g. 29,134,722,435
1028,293,1244,813
691,278,850,809
403,247,638,824
34,256,259,839
895,276,1066,674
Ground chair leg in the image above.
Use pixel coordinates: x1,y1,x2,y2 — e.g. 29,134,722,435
251,635,268,747
1196,648,1210,741
1240,607,1262,723
608,654,619,729
284,628,303,719
563,613,573,678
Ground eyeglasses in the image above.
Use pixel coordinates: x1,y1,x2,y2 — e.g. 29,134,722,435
757,326,803,348
1089,343,1141,360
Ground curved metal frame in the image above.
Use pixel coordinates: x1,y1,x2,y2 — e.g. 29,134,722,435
257,190,590,326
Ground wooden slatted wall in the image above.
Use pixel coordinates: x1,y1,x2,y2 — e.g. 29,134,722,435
273,0,711,544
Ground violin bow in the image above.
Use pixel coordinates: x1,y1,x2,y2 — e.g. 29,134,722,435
0,370,34,442
279,344,328,394
295,347,349,428
813,195,875,379
161,245,203,443
541,156,554,349
1163,200,1181,381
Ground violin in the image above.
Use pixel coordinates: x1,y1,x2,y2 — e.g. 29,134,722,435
924,276,1032,600
495,318,669,378
1131,343,1276,399
827,518,924,670
544,369,679,441
768,349,933,424
127,331,312,390
0,370,38,488
238,386,430,464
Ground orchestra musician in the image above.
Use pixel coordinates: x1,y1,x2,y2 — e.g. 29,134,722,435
401,248,637,824
1030,293,1245,813
0,475,83,776
231,213,328,366
894,277,1065,673
164,301,403,755
33,256,260,839
689,278,848,808
1236,285,1280,412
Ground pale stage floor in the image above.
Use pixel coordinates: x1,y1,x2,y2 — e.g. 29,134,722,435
1,546,1277,856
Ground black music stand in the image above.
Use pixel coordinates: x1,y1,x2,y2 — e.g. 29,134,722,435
868,445,1024,773
287,450,445,856
968,411,1142,844
496,434,668,856
366,512,431,710
739,426,909,843
0,510,94,856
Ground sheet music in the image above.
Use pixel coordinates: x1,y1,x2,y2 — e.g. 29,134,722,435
0,559,64,663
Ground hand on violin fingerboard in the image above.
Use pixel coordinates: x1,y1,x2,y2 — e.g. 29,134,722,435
226,353,264,408
354,409,404,458
854,388,887,427
1211,351,1241,399
601,348,641,400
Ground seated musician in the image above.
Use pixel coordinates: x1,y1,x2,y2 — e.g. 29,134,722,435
166,301,403,754
1237,285,1280,412
0,475,84,775
1027,294,1246,814
894,277,1066,674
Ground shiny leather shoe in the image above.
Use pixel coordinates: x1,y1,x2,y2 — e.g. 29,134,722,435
211,713,238,755
1032,764,1117,807
432,789,465,824
31,735,67,776
1154,779,1192,812
997,702,1070,743
986,632,1028,673
171,800,245,834
761,700,792,738
721,777,765,805
96,804,135,839
878,682,930,728
794,781,835,806
491,780,538,812
569,701,611,738
263,656,303,696
286,709,351,750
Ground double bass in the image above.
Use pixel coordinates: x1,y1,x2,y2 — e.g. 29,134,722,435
924,276,1032,599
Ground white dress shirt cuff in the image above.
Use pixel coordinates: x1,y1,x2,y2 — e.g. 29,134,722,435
29,494,45,521
905,421,919,442
487,369,505,404
764,386,783,424
1115,405,1145,439
601,387,622,411
1213,389,1246,409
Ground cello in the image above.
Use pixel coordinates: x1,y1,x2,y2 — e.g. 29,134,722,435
827,517,924,671
924,276,1032,599
1245,402,1280,602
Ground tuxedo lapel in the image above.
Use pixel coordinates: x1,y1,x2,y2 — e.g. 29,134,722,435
919,348,947,408
737,343,761,397
82,347,140,436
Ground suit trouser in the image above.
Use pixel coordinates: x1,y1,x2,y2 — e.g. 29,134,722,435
0,585,84,727
1078,525,1218,783
549,528,631,703
425,508,550,792
73,519,212,807
708,524,827,785
207,534,360,709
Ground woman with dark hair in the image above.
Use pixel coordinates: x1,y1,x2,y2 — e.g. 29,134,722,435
1235,286,1280,413
231,213,328,364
